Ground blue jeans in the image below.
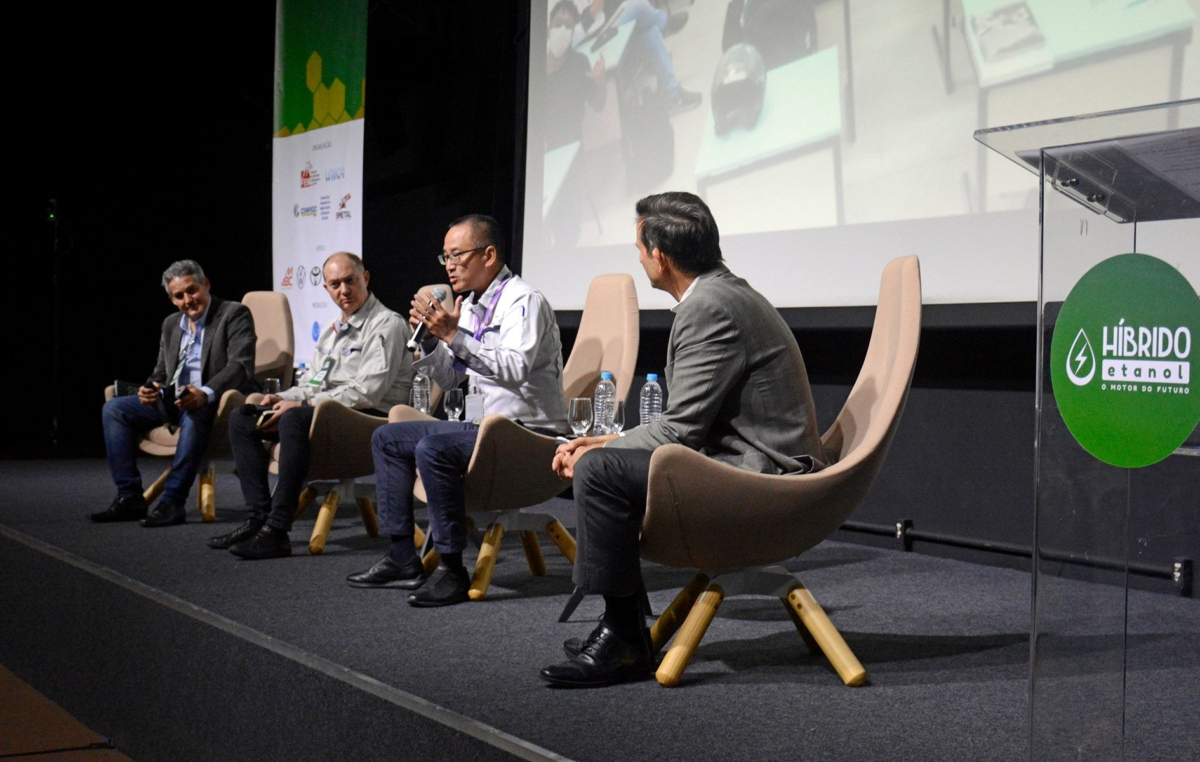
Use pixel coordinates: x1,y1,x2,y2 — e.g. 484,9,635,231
615,0,679,98
371,421,480,555
101,394,216,505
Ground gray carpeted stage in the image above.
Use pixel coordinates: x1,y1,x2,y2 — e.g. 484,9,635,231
1,460,1196,761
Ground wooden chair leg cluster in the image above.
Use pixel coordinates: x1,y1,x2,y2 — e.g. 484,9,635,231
462,512,577,601
293,479,380,554
143,462,219,523
652,566,867,688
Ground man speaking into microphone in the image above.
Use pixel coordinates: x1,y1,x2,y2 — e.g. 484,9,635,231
354,214,567,606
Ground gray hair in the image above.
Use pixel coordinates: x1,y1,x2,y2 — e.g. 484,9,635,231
161,260,208,293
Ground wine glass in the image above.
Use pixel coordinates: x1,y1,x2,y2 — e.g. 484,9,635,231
568,397,593,437
443,389,464,422
609,400,625,434
263,377,281,396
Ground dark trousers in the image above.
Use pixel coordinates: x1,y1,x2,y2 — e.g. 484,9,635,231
370,421,479,555
102,395,216,505
571,448,655,598
228,405,315,532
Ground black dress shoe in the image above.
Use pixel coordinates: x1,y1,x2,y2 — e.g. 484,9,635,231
540,624,655,688
207,519,264,549
89,495,147,523
347,555,426,589
407,564,470,607
229,527,292,560
141,500,186,528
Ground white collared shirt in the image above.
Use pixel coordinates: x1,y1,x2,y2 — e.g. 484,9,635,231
415,266,568,431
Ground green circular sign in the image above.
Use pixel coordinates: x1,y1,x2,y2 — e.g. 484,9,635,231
1050,253,1200,468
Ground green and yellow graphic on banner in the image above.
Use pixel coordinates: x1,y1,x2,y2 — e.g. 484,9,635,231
274,0,366,136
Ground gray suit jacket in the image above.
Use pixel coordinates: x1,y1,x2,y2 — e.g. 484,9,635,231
150,297,259,399
608,266,826,475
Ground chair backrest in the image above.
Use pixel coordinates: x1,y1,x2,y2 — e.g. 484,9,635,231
562,274,640,402
640,255,921,570
243,291,295,389
820,255,922,474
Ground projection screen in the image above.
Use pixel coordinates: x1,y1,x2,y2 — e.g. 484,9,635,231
521,0,1200,311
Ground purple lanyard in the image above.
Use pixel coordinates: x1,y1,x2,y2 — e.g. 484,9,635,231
473,275,512,340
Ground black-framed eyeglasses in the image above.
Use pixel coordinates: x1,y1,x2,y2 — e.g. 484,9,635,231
438,247,486,266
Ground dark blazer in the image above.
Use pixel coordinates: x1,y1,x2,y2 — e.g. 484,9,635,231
608,265,826,475
150,297,259,398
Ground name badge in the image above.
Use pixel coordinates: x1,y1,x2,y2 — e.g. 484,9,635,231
309,356,335,387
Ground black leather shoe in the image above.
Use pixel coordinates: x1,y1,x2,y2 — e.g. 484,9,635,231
563,637,584,658
207,519,264,549
141,500,186,528
407,564,470,607
229,527,292,560
89,495,147,523
540,624,655,688
347,555,426,589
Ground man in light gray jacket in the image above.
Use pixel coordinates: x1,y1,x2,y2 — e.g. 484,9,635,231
543,191,826,688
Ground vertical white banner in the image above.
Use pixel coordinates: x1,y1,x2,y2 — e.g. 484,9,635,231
272,120,364,363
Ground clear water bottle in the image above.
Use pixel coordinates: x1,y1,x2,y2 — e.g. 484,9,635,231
411,371,431,415
640,373,663,425
593,371,616,435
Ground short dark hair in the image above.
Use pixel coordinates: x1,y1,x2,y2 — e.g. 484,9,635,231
635,192,723,275
550,0,579,24
449,214,506,263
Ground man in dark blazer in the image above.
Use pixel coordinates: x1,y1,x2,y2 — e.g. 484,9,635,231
542,191,827,687
92,260,258,528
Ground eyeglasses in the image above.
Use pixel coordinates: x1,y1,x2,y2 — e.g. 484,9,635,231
438,247,486,266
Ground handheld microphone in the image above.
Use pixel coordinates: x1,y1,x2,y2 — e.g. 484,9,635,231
406,287,448,352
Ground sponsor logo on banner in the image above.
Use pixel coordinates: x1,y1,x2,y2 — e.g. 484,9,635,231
319,195,332,221
280,267,295,288
312,322,321,342
325,167,345,182
1050,253,1200,467
336,194,353,219
294,203,318,218
296,261,307,289
301,161,320,188
313,141,332,151
310,267,323,287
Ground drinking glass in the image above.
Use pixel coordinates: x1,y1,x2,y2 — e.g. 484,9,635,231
443,389,464,422
609,400,625,434
263,377,281,396
568,397,593,437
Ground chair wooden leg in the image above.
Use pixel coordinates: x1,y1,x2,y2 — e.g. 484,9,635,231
422,548,441,575
294,487,317,521
468,523,506,601
784,598,820,655
649,572,710,652
413,524,426,548
520,531,547,577
198,468,217,523
656,583,724,687
308,491,340,555
143,467,171,504
784,582,867,687
357,497,379,538
545,519,576,564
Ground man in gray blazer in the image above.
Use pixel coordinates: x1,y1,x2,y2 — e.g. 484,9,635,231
542,191,826,688
93,260,258,528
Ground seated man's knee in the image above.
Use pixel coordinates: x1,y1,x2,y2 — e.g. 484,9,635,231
277,407,310,436
574,447,611,489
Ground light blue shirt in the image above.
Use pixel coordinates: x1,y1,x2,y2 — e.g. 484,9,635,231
178,304,216,404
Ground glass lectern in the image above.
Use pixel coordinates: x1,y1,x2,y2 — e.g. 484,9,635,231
977,101,1200,761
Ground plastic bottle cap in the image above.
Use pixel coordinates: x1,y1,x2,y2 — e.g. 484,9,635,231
601,371,613,379
646,374,658,381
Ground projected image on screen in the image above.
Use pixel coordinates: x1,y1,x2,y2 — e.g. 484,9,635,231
525,0,1200,310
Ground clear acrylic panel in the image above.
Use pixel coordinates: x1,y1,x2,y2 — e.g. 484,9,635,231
982,101,1199,761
